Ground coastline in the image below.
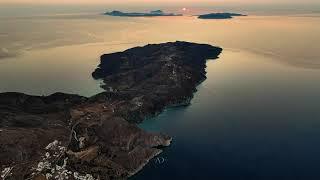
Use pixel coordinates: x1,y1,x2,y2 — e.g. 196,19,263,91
0,41,222,179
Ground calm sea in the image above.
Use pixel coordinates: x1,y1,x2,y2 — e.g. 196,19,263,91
0,5,320,179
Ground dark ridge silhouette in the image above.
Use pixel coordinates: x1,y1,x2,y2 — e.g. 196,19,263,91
104,10,182,17
198,12,247,19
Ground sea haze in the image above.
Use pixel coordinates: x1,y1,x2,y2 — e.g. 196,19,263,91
0,5,320,179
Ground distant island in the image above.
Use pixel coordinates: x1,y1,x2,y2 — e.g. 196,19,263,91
104,10,182,17
0,41,222,179
198,13,247,19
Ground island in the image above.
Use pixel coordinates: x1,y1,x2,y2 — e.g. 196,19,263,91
104,10,182,17
198,12,247,19
0,41,222,179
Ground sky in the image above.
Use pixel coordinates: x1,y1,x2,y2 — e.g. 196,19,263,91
1,0,320,5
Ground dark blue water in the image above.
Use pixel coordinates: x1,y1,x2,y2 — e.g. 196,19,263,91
134,50,320,180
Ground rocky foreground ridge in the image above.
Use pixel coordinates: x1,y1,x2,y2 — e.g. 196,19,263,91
0,41,222,179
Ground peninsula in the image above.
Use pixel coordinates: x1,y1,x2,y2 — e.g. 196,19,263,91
198,12,247,19
104,10,182,17
0,41,222,179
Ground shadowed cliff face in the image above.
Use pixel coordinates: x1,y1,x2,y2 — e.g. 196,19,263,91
0,42,222,179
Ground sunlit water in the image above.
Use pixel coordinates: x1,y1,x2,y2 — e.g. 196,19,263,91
0,6,320,179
